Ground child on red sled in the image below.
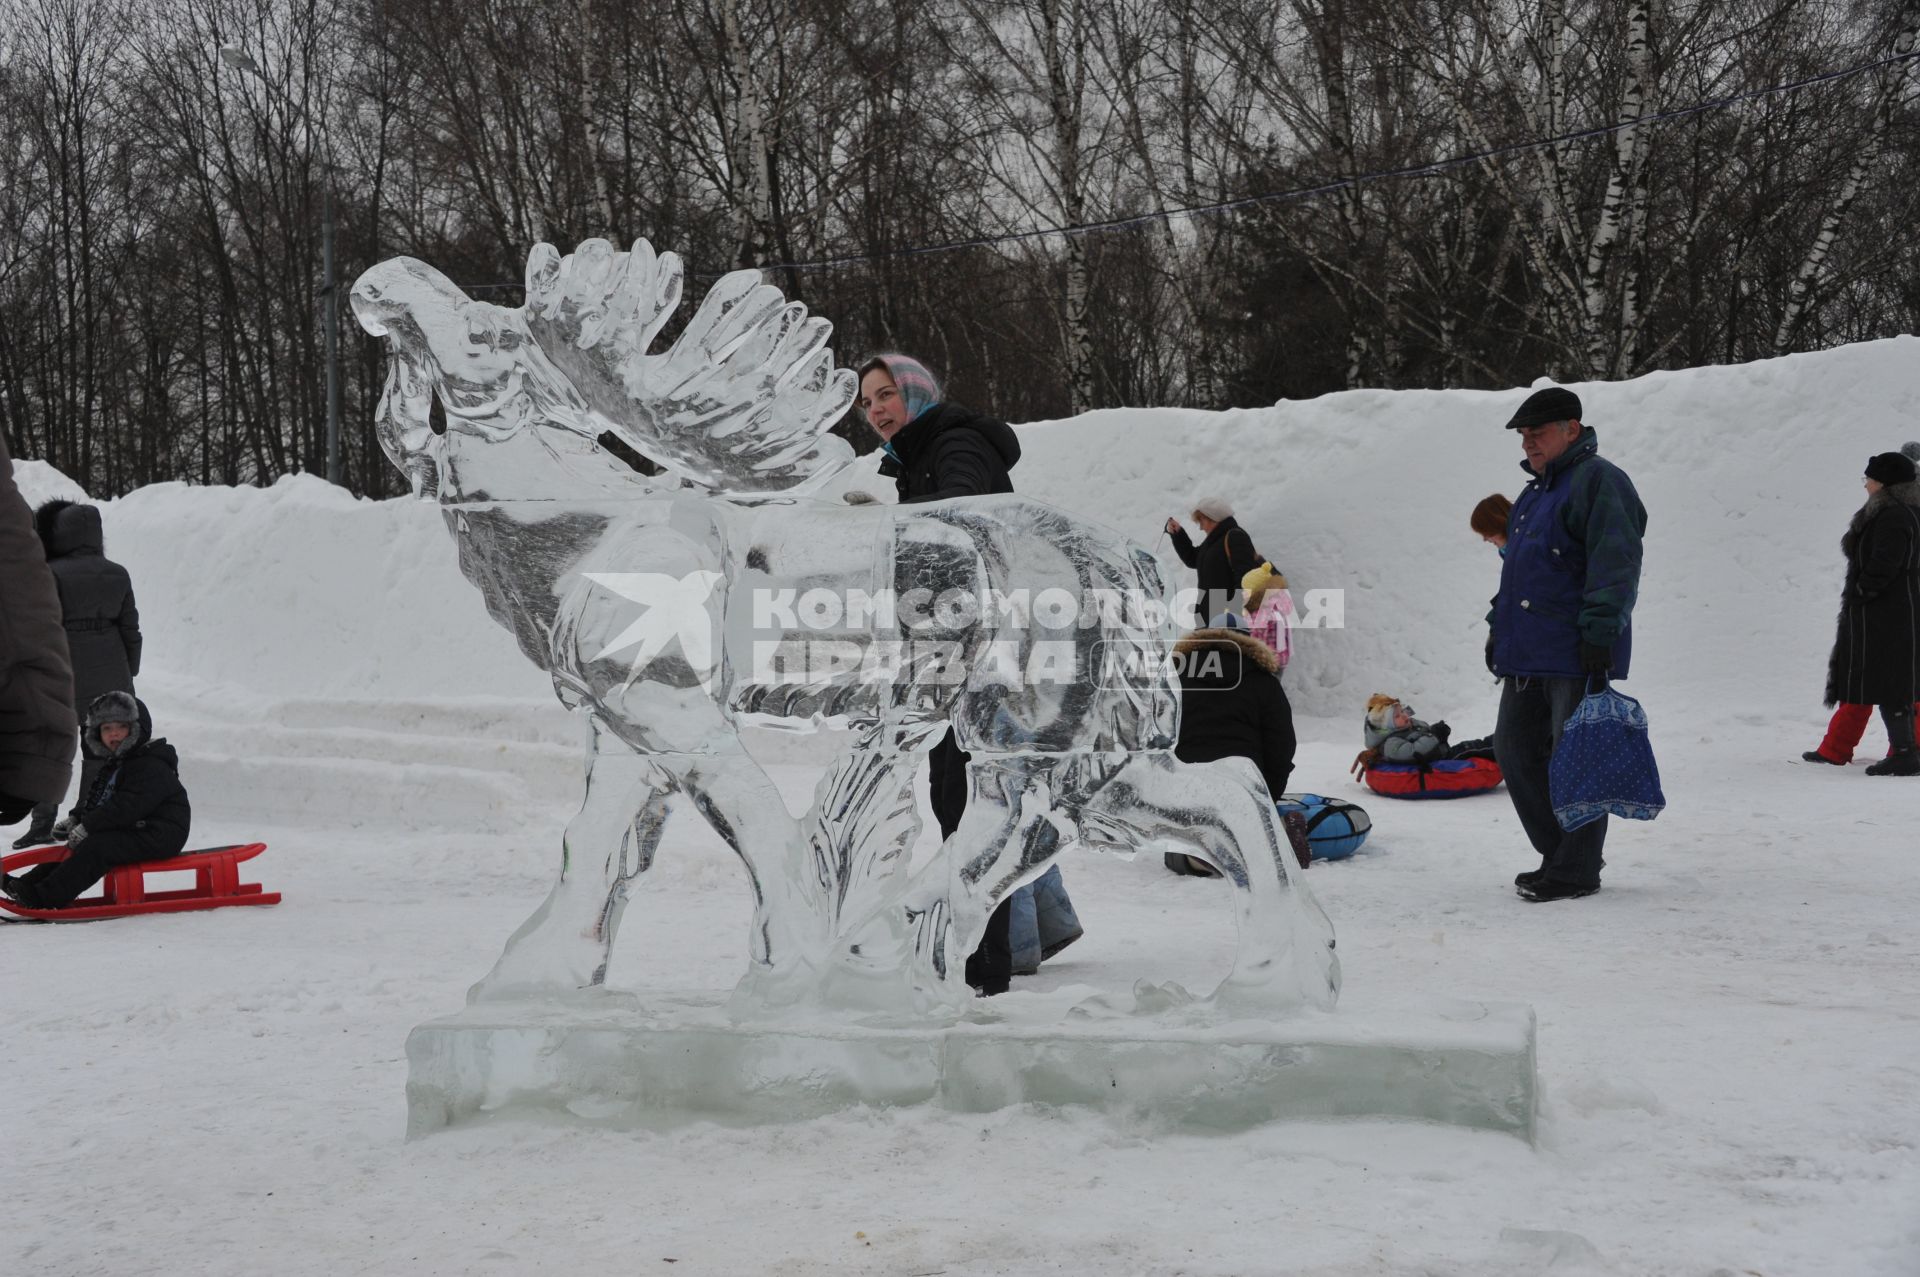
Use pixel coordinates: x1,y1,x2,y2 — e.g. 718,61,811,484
1,692,189,909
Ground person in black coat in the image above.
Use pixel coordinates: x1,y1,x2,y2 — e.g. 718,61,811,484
1824,452,1920,776
859,352,1025,993
13,500,143,848
1165,623,1296,875
866,369,1020,504
1165,499,1259,627
2,692,190,910
0,435,77,826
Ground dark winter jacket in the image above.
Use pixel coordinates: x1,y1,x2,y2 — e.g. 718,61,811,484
1488,428,1647,679
38,501,142,706
877,403,1021,503
1172,628,1295,798
72,693,189,854
0,435,77,804
1170,516,1260,626
1824,480,1920,708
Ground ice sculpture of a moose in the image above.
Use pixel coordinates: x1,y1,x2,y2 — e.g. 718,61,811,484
351,238,1338,1020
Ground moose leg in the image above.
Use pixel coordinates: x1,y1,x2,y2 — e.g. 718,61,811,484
666,748,825,1009
468,733,671,1003
888,754,1065,1017
1070,751,1340,1013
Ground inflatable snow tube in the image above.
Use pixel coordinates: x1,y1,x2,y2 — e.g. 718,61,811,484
1363,757,1504,799
1275,793,1372,860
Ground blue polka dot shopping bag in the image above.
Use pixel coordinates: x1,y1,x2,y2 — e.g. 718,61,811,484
1551,679,1666,832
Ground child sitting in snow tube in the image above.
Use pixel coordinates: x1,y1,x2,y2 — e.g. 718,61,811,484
1352,694,1503,799
1274,793,1372,859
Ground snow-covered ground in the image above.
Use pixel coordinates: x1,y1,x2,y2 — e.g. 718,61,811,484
5,338,1919,1275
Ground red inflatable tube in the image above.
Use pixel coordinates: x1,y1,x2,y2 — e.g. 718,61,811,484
1363,757,1504,799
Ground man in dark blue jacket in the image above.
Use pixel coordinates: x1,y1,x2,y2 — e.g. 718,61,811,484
1487,386,1647,902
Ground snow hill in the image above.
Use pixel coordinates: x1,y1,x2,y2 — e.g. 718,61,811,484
15,332,1918,784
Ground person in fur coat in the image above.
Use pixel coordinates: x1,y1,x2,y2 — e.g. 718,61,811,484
1821,451,1920,776
1165,623,1294,876
1805,441,1920,766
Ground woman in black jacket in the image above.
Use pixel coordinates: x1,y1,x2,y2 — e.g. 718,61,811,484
2,692,189,909
1166,623,1296,874
1165,499,1259,627
858,352,1034,994
1824,452,1920,777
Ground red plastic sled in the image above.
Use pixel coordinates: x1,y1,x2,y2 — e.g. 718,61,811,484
1363,757,1505,800
0,842,281,921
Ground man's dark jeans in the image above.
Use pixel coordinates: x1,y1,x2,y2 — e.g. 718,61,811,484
1494,676,1606,888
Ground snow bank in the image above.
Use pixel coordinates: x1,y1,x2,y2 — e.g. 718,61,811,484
12,457,92,505
1008,335,1920,722
36,335,1915,726
109,475,553,705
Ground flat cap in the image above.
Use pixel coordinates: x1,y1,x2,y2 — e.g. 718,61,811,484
1506,386,1583,430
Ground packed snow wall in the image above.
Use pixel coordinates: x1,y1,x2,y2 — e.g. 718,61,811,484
13,333,1917,750
1009,335,1920,722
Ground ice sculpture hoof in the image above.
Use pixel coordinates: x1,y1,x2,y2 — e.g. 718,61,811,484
465,976,630,1010
1209,969,1340,1018
723,959,833,1019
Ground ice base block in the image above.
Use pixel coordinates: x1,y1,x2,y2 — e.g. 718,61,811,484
406,987,1537,1140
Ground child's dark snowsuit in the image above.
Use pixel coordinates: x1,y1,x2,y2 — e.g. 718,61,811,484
12,693,189,908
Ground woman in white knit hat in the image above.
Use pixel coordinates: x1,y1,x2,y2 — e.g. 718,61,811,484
1164,497,1260,628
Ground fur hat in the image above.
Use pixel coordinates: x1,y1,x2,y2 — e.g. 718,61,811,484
1193,497,1234,522
1901,441,1920,464
1866,451,1918,486
1364,694,1401,733
1505,386,1582,430
82,690,144,757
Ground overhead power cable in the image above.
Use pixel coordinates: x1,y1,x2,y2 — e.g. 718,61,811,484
454,45,1918,293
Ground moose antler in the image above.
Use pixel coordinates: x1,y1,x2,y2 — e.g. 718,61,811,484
521,238,857,494
351,239,859,501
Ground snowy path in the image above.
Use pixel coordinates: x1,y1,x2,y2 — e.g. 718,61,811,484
6,730,1916,1276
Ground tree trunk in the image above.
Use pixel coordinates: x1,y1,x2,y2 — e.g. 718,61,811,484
1774,16,1918,356
1581,0,1653,379
1041,0,1094,411
721,0,774,269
